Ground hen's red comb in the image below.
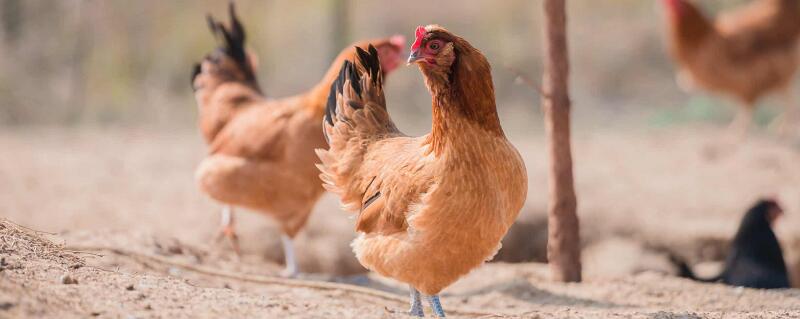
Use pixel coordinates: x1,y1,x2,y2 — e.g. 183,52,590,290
664,0,684,14
411,26,426,51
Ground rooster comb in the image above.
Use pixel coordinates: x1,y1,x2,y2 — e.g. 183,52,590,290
411,26,427,51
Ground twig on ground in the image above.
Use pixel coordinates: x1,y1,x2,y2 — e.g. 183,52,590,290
2,218,57,236
67,245,494,317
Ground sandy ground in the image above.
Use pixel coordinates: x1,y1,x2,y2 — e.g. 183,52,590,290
1,126,800,318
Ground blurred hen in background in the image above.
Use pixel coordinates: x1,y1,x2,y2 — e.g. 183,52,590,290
317,26,527,317
671,199,790,289
190,3,404,276
662,0,800,144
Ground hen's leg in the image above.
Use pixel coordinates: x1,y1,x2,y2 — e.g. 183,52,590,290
426,294,446,317
769,89,797,137
215,205,241,255
706,106,752,159
726,106,753,144
280,234,298,277
408,286,424,317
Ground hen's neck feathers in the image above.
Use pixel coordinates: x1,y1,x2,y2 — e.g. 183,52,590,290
424,37,504,156
668,1,715,50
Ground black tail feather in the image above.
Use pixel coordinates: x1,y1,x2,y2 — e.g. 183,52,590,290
668,252,720,283
325,61,352,125
197,1,261,93
204,2,247,66
228,2,245,43
191,63,202,90
355,45,382,87
220,12,245,63
207,15,220,40
325,45,384,125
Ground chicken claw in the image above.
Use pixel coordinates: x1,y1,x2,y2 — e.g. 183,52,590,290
215,205,241,256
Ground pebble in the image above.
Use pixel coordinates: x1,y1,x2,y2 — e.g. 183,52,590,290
126,284,135,291
60,274,78,285
168,267,181,277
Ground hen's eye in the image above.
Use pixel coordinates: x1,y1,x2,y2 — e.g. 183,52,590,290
429,42,440,50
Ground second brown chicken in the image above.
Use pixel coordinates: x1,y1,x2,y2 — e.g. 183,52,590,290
190,4,404,276
663,0,800,144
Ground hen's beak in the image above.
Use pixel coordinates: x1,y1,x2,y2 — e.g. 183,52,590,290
407,50,422,65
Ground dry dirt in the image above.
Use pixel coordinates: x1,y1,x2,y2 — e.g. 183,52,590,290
1,126,800,318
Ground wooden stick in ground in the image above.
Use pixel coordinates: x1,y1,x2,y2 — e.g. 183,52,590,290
541,0,582,283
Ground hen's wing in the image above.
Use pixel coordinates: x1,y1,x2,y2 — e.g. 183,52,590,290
208,104,290,160
316,46,432,235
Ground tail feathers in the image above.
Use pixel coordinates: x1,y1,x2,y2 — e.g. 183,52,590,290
208,2,247,65
324,60,360,125
191,63,202,90
321,43,396,146
355,45,382,87
668,253,720,283
194,1,260,92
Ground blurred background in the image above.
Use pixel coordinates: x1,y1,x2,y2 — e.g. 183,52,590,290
1,0,787,129
1,0,799,280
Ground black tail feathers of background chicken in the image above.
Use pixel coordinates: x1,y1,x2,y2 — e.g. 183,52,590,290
668,199,790,289
208,2,247,66
668,252,719,283
192,2,259,91
324,45,382,126
190,63,202,90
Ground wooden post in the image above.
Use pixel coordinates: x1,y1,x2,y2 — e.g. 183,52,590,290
541,0,581,282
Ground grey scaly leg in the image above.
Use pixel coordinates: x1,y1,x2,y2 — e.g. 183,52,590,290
408,286,424,317
280,234,298,277
426,294,445,317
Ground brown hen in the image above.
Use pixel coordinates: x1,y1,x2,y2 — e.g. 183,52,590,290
190,3,404,276
316,25,527,317
663,0,800,142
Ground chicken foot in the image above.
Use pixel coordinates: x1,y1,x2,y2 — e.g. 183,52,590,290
215,205,241,256
704,106,752,159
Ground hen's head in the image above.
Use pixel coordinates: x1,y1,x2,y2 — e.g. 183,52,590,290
662,0,707,24
736,198,785,236
191,2,259,93
662,0,687,18
406,25,489,86
756,198,784,227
